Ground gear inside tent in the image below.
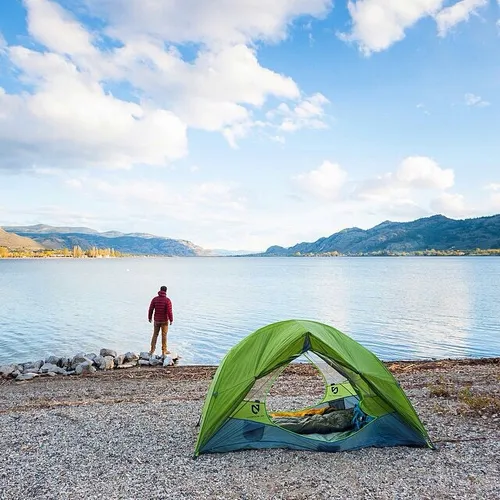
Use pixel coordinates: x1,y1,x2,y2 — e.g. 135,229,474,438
194,320,434,456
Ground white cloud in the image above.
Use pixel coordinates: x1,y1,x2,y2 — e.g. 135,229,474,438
113,41,300,132
294,161,348,200
355,172,412,203
464,93,490,107
24,0,97,59
430,192,468,216
396,156,454,190
340,0,445,55
0,0,330,170
0,48,188,170
340,0,488,54
353,156,454,216
435,0,487,37
82,0,332,47
269,93,330,132
485,183,500,191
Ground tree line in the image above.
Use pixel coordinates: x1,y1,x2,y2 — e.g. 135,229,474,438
292,248,500,257
0,246,123,258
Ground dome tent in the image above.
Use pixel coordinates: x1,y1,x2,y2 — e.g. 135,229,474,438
194,320,434,456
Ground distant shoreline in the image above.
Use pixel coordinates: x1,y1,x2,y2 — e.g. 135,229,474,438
2,252,500,260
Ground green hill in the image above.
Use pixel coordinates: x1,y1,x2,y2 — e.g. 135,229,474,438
263,214,500,256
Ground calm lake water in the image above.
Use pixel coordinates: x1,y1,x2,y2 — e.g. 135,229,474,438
0,257,499,365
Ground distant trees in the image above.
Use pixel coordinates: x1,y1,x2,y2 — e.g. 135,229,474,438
286,248,500,257
83,246,121,258
0,246,123,258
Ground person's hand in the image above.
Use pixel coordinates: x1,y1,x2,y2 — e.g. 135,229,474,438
149,319,152,323
170,321,173,326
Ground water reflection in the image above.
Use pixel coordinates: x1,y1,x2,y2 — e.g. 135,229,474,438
0,257,499,365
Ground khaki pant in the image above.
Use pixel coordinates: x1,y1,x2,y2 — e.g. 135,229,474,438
150,321,169,356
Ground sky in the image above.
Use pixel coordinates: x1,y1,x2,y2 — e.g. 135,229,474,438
0,0,499,251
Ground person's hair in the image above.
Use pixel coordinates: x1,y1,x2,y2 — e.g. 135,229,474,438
160,285,167,292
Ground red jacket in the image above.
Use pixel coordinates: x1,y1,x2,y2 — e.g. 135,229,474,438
148,290,173,323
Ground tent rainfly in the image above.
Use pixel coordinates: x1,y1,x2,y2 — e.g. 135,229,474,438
194,319,434,456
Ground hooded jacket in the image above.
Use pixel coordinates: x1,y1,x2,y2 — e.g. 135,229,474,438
148,290,173,323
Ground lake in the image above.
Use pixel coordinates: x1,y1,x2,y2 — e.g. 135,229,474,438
0,257,499,365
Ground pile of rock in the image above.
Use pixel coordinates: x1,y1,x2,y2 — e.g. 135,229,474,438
0,349,180,382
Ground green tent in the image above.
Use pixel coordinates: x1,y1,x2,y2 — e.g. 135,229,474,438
195,320,434,456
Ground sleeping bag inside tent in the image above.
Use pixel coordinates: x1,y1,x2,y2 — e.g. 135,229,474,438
194,320,434,456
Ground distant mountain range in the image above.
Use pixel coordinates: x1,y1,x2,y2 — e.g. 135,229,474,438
3,214,500,257
262,214,500,256
2,224,211,256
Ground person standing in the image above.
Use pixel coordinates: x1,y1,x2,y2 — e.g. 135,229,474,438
148,285,174,357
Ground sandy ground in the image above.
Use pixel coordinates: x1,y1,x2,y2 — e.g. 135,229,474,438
0,359,499,500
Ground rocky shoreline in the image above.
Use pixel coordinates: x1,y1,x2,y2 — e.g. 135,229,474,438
0,349,180,382
1,358,499,499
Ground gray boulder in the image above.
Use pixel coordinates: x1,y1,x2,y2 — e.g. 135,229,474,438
58,357,71,369
114,354,125,367
23,360,44,371
41,372,57,377
0,365,16,378
138,359,150,366
139,352,150,360
103,356,114,370
40,363,57,373
40,363,66,375
149,357,162,366
45,355,60,365
93,355,106,370
99,348,117,358
71,354,92,370
23,367,41,374
16,373,39,382
124,352,139,362
86,353,98,361
75,362,97,375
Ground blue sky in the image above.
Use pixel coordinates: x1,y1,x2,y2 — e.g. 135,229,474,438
0,0,499,250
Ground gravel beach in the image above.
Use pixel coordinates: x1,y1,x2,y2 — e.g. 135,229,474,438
1,359,499,500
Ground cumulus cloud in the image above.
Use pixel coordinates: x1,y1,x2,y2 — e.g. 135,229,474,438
395,156,454,190
340,0,445,55
340,0,489,54
351,155,455,219
435,0,487,36
356,156,454,201
0,49,188,170
0,0,332,172
294,161,348,200
81,0,332,47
